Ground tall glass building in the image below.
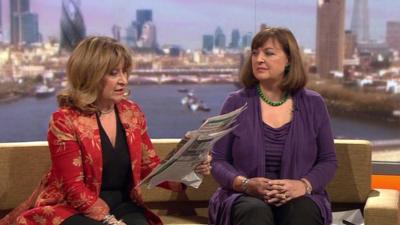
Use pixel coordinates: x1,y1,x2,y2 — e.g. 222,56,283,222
10,0,30,45
136,9,152,38
60,0,86,52
20,12,39,44
229,29,240,49
202,35,214,52
214,26,226,50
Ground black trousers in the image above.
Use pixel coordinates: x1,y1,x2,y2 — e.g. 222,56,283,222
231,195,323,225
61,201,149,225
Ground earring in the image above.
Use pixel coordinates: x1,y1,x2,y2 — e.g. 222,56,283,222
123,89,131,97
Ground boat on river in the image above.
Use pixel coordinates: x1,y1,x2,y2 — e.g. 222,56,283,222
35,84,55,98
181,92,210,112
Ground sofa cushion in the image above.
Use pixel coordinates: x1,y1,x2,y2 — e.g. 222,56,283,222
0,142,51,210
364,189,400,225
326,140,372,203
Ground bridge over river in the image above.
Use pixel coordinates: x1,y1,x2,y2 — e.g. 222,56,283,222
129,68,239,84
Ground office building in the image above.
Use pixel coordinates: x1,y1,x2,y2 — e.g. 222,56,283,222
20,12,39,44
386,21,400,51
0,1,3,41
316,0,345,76
229,29,240,49
242,32,252,49
344,30,357,59
136,9,152,37
126,22,139,48
214,26,226,49
10,0,30,45
351,0,370,43
112,25,121,41
138,21,157,49
202,35,214,52
60,0,86,51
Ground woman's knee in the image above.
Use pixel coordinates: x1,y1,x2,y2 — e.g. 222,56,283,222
291,197,321,217
235,196,270,212
276,196,323,225
232,195,274,224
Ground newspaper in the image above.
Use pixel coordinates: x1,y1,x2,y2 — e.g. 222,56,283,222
138,102,247,188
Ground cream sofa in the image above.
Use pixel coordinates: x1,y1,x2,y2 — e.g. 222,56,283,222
0,139,399,225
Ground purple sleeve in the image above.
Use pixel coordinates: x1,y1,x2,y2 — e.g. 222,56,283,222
304,96,338,193
211,94,243,190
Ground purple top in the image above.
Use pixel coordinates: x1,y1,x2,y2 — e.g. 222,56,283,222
209,87,337,225
263,121,291,179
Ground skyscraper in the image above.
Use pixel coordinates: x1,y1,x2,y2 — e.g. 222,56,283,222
0,1,3,42
112,25,121,41
229,29,240,49
138,21,157,49
260,23,268,31
10,0,30,45
60,0,86,52
386,21,400,51
136,9,152,38
351,0,370,43
202,35,214,52
126,22,139,48
316,0,345,77
20,12,39,44
242,32,253,49
344,30,357,59
214,26,226,50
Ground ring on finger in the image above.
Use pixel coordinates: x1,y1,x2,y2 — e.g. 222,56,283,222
282,193,287,199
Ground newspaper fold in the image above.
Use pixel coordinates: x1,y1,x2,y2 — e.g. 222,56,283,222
138,102,247,188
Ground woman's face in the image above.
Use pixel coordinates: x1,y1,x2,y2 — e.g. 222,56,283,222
251,38,289,83
98,62,128,106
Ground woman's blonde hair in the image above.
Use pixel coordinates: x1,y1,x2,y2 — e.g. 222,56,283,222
57,36,132,113
240,27,307,94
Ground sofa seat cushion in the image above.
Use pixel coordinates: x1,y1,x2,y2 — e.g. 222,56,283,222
364,189,400,225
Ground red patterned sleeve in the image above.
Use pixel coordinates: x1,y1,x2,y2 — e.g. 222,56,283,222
139,113,161,179
47,110,108,214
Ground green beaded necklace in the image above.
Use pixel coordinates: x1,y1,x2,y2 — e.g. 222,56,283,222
256,84,288,107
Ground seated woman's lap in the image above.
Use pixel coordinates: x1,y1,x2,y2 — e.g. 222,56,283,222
274,196,323,225
61,201,149,225
231,195,274,225
231,195,323,225
111,201,148,225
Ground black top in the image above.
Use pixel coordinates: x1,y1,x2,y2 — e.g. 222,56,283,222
96,109,132,209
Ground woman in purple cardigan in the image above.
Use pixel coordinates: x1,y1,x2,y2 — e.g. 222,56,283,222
209,27,337,225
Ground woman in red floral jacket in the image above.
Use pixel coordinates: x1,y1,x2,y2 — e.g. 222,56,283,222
0,36,211,225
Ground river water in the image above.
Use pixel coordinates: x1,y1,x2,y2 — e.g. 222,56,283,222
0,84,399,142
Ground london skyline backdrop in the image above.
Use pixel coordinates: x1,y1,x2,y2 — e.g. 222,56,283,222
1,0,400,49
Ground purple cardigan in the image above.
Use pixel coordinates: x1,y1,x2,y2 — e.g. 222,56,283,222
209,87,337,225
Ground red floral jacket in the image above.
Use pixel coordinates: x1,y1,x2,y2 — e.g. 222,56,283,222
0,99,173,225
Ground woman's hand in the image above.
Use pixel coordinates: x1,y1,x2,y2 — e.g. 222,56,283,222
194,154,212,175
232,176,271,198
84,198,110,221
102,214,127,225
264,179,307,206
236,177,271,199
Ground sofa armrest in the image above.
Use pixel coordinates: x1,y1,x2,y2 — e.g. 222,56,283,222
364,189,400,225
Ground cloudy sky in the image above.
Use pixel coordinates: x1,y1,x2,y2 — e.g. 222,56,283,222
2,0,399,49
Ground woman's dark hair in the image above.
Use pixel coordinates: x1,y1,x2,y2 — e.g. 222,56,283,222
240,27,307,94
